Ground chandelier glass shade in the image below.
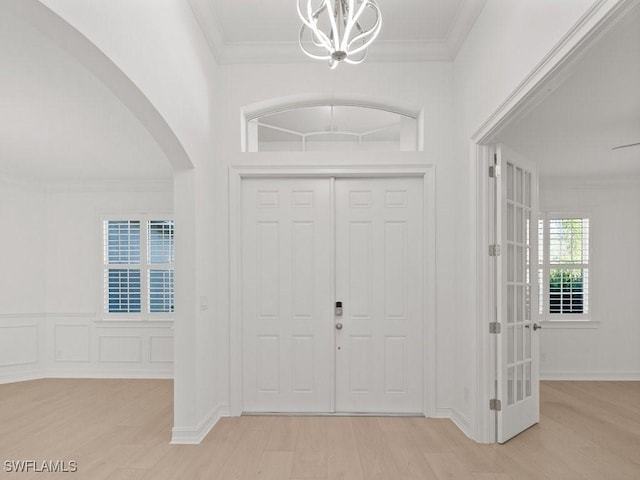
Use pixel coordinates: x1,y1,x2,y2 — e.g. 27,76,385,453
297,0,382,69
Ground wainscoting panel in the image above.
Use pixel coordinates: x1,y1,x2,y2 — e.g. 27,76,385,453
150,336,174,363
0,325,38,366
99,336,142,363
0,315,45,383
1,314,174,382
55,324,90,362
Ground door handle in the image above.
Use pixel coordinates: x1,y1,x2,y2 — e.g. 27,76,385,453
533,323,542,331
335,323,343,330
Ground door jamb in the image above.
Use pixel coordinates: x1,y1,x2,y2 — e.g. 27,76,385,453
229,165,436,417
470,0,636,443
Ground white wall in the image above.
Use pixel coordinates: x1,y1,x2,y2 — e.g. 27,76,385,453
539,178,640,380
0,179,174,383
0,177,46,382
211,60,455,418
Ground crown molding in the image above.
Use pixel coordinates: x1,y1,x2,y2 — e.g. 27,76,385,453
189,0,486,65
447,0,488,59
540,175,640,190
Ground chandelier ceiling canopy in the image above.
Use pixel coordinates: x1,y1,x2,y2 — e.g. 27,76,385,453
297,0,382,69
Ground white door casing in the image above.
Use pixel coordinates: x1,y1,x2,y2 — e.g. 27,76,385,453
334,178,424,413
239,174,428,414
495,144,540,443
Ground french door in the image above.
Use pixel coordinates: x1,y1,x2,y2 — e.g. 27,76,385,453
495,144,540,442
241,177,424,413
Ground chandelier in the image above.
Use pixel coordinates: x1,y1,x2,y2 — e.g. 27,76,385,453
297,0,382,69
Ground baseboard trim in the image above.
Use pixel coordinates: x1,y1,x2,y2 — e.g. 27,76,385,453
435,407,473,440
45,371,173,380
0,372,173,385
541,372,640,381
171,403,230,445
0,370,45,385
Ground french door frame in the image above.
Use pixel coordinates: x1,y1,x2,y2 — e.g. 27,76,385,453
229,165,436,417
471,0,633,443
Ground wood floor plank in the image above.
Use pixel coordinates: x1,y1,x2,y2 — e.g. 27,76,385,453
424,452,475,480
382,428,439,479
290,416,327,479
326,417,364,480
253,451,294,480
350,417,400,480
264,416,300,452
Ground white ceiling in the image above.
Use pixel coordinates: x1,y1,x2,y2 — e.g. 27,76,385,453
0,6,172,183
190,0,488,63
499,3,640,179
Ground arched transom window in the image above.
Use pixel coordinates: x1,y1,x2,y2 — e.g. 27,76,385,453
246,103,420,152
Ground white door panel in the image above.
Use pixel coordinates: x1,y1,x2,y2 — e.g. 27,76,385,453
334,178,423,413
242,178,333,412
496,144,540,442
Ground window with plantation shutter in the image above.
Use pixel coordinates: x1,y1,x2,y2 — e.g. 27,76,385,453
538,214,590,320
103,216,174,319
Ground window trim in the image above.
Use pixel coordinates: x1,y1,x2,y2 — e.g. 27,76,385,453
101,213,174,321
539,211,592,323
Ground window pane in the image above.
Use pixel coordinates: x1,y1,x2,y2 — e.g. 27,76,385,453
148,220,174,264
107,269,141,313
549,218,589,264
106,221,140,264
250,104,417,152
149,269,174,313
257,124,303,152
549,268,587,314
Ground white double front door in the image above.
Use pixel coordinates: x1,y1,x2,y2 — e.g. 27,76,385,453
241,177,424,413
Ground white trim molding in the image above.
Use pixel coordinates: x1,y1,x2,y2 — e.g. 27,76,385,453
436,407,473,440
171,403,230,444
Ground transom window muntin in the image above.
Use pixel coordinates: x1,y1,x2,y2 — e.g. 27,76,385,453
246,103,419,152
538,214,590,320
103,216,174,319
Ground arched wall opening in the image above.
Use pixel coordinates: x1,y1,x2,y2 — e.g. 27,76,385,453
3,0,199,441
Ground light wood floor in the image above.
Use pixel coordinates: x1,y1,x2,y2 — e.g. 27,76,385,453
0,380,639,479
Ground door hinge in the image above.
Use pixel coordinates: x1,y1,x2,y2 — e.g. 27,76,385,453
489,165,501,178
489,322,501,334
489,244,501,256
490,398,502,411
